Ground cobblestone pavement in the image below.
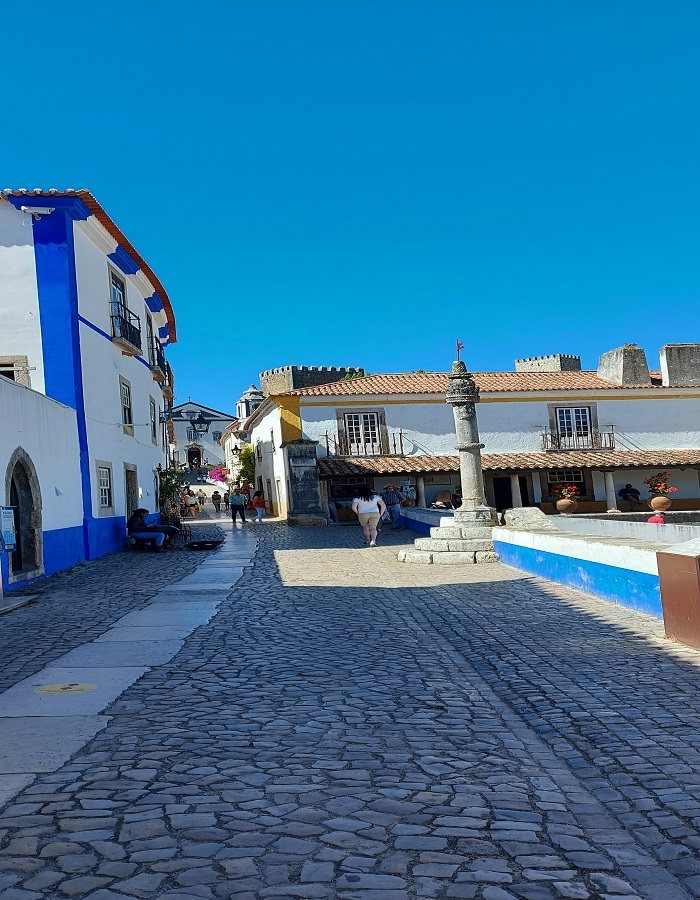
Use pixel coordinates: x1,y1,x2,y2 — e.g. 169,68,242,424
0,518,223,694
1,523,700,899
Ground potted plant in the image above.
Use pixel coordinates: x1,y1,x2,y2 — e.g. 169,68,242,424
550,482,580,514
643,471,678,511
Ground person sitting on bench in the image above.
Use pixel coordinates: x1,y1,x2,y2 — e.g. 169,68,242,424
127,508,173,551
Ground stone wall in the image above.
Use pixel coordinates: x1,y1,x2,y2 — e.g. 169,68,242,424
514,354,581,372
260,365,361,397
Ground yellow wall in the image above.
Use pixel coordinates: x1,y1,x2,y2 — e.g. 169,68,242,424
276,395,302,444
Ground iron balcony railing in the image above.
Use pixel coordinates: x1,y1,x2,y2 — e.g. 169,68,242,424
111,301,142,353
542,428,615,452
324,431,405,457
149,339,166,379
162,362,174,398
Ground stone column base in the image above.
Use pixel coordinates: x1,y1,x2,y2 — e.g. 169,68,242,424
398,506,499,564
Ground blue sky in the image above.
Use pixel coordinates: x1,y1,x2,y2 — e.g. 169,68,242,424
3,1,700,413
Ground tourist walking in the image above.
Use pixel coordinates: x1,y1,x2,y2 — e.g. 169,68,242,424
352,486,386,547
197,488,207,507
230,488,247,524
251,491,266,523
211,490,222,513
223,490,230,512
380,484,404,528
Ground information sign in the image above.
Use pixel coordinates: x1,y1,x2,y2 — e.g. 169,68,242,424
0,507,16,552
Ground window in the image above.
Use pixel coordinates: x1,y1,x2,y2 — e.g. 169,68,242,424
270,429,276,452
120,378,133,427
344,412,380,455
150,398,157,443
212,431,222,442
547,469,585,484
256,442,262,461
556,407,591,439
98,466,112,508
187,428,198,441
111,271,126,311
145,314,155,364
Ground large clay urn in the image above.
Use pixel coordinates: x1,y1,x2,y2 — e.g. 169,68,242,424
556,498,578,515
649,495,672,512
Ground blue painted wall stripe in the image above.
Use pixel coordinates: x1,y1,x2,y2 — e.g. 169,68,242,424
494,540,662,617
145,293,164,313
108,245,140,275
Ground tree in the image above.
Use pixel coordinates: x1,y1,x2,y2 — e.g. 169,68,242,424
238,444,256,486
158,466,185,512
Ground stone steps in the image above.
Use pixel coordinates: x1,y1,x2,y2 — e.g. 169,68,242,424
398,548,499,565
415,537,494,553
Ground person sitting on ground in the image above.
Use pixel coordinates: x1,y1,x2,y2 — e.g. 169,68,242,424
619,483,642,510
352,486,386,547
127,508,166,551
647,512,666,525
380,485,404,529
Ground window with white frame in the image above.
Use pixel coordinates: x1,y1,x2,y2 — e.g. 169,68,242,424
547,469,585,484
270,429,276,452
187,429,198,441
344,412,381,455
150,398,157,443
556,407,591,438
98,465,113,509
212,431,222,442
120,378,133,426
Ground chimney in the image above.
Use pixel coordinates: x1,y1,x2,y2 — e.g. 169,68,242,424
660,344,700,387
514,354,581,373
596,344,650,387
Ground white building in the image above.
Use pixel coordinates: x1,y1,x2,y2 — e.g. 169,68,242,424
0,188,176,589
169,402,235,469
245,345,700,521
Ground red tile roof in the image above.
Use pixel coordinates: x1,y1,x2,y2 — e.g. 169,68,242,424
1,189,176,342
288,371,667,396
317,449,700,476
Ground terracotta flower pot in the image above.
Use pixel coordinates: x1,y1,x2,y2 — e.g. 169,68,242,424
555,498,578,515
649,495,672,512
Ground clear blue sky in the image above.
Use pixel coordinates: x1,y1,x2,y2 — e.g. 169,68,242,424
4,1,700,413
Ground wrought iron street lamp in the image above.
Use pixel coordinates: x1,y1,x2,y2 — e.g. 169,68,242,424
189,412,209,435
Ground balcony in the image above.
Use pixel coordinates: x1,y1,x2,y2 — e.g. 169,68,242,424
542,428,615,452
161,362,174,400
111,301,142,355
149,340,166,381
324,431,405,457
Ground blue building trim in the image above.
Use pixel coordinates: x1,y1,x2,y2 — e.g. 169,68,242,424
4,525,85,592
494,540,662,617
158,324,170,342
31,206,93,559
108,245,140,275
5,195,91,221
77,315,154,372
146,292,164,314
398,514,432,535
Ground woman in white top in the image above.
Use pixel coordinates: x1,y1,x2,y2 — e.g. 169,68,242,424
352,486,387,547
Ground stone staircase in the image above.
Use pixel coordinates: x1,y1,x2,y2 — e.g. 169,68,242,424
398,509,499,565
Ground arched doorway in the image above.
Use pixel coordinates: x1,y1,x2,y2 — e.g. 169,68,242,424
4,448,43,581
187,447,202,468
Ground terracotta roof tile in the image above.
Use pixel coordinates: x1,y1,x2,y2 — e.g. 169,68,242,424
1,189,176,342
317,449,700,476
288,371,667,396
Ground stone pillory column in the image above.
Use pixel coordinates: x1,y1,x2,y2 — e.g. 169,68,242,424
284,440,327,526
398,360,499,565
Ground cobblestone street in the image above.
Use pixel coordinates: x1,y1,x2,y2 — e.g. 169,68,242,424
2,521,700,899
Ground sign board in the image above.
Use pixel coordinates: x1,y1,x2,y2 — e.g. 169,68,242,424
0,507,16,552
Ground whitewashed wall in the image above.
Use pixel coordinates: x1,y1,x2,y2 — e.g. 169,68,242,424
0,203,44,392
300,393,700,458
0,378,82,532
73,229,168,518
249,405,289,515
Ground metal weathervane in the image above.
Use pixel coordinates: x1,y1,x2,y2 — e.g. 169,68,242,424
456,339,464,361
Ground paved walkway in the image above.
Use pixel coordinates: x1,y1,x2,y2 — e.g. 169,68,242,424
1,522,700,899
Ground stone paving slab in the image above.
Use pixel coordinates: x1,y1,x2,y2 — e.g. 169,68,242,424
0,665,148,717
53,640,185,668
95,625,201,641
0,716,109,772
